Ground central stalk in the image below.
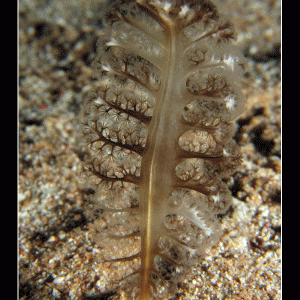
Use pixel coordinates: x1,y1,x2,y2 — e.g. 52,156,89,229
138,23,184,299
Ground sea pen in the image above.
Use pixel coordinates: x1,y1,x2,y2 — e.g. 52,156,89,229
81,0,246,298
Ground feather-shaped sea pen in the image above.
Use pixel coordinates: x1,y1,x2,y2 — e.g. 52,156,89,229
81,0,246,298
